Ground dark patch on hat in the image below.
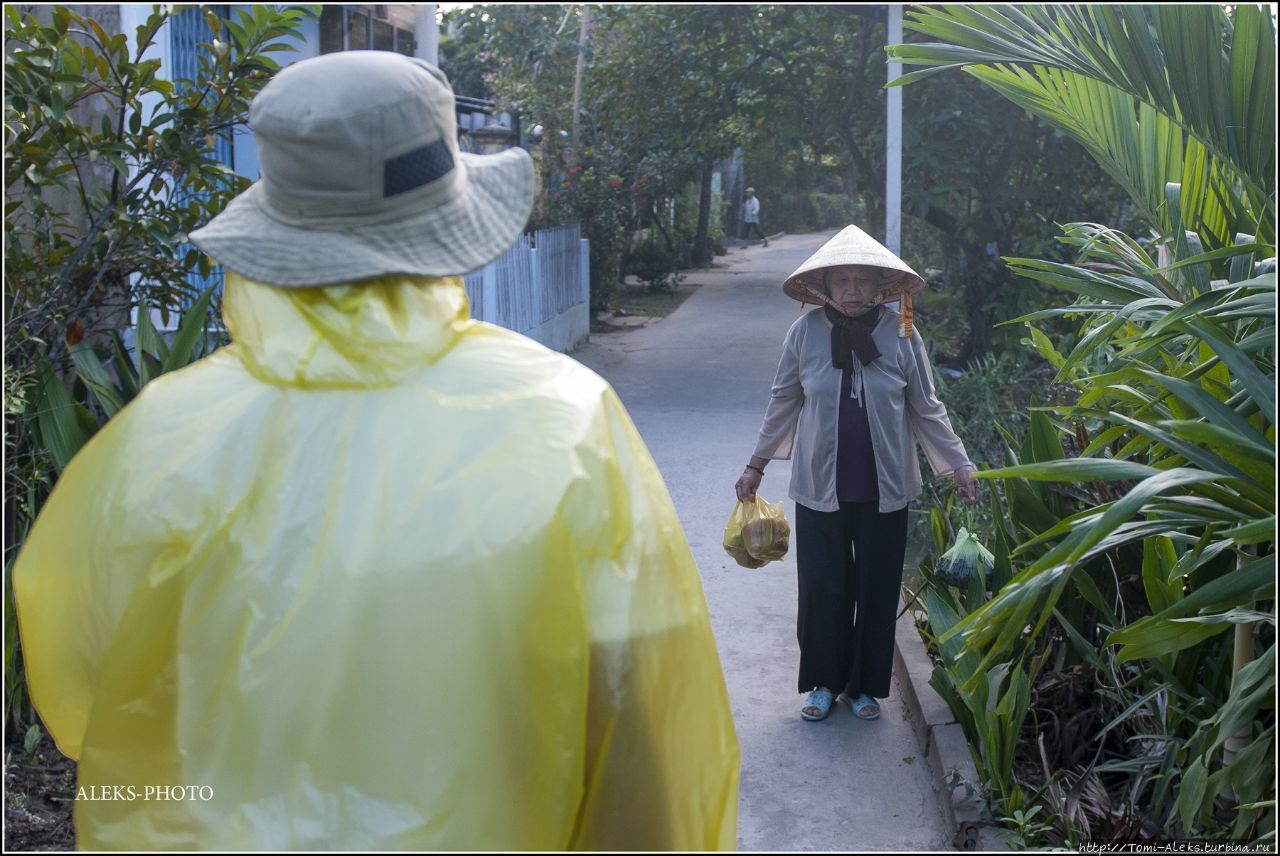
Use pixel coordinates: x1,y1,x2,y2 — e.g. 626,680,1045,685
384,139,454,197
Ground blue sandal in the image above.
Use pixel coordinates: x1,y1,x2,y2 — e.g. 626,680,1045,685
842,692,881,720
801,689,835,721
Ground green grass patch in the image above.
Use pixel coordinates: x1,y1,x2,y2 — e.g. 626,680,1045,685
611,282,701,318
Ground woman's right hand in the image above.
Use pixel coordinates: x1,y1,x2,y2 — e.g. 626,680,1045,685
735,467,762,503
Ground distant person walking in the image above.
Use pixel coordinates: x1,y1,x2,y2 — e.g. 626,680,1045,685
741,186,768,247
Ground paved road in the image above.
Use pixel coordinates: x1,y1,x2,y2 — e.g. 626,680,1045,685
573,234,953,852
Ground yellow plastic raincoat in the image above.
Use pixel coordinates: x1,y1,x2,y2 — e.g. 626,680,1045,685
14,272,740,850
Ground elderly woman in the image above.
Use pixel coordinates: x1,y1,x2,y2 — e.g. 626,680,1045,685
735,225,979,722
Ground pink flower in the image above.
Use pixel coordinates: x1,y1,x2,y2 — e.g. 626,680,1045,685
569,165,583,175
609,177,623,188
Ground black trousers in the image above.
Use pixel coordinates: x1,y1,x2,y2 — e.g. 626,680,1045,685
742,221,767,241
794,501,909,698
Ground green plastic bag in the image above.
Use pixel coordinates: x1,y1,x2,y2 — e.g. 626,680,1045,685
936,526,994,588
723,495,790,568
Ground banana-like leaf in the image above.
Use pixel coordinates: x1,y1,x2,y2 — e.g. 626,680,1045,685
1146,496,1251,525
1051,606,1106,671
1023,324,1068,373
989,494,1015,593
1182,316,1276,417
1203,645,1276,755
1001,476,1061,537
1222,517,1277,547
1070,563,1118,625
1147,274,1277,337
889,5,1275,240
965,63,1242,253
109,331,139,399
1139,369,1271,448
1104,411,1260,491
34,357,98,472
1171,609,1276,627
949,468,1236,665
1109,615,1233,664
1055,315,1128,383
1169,533,1235,584
980,458,1160,482
135,303,165,387
1161,421,1275,486
69,342,123,418
1148,554,1274,622
1150,242,1273,277
1004,257,1175,303
1142,535,1181,615
162,284,218,374
928,666,986,777
1178,756,1211,833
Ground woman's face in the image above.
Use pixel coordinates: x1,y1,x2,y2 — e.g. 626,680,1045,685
826,266,881,315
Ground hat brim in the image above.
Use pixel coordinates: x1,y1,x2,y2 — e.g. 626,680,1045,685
189,148,534,288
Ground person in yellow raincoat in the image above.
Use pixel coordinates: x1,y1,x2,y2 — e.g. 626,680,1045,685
13,51,739,850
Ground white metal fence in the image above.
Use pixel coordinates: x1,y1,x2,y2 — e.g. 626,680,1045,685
464,225,590,351
147,226,590,354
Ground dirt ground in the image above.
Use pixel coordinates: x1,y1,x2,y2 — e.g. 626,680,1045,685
4,727,76,851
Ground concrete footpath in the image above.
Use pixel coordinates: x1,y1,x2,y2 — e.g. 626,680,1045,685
573,234,957,852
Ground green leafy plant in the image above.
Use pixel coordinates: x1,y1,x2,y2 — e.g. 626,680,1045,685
4,286,225,729
891,4,1276,843
4,4,313,729
624,240,684,292
914,552,1033,815
1003,805,1056,850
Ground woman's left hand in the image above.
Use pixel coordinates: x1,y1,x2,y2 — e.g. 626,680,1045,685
955,466,981,504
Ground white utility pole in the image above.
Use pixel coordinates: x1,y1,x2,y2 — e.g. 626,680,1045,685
571,5,590,163
886,4,903,255
415,4,439,65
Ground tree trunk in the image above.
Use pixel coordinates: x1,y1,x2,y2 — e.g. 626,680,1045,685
956,239,997,366
693,155,714,267
649,203,674,252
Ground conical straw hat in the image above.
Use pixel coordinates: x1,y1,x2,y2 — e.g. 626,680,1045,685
783,224,926,307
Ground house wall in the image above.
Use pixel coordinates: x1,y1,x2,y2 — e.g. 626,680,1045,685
114,5,587,353
229,10,321,180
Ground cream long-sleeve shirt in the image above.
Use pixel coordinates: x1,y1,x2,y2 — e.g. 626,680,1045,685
752,306,973,514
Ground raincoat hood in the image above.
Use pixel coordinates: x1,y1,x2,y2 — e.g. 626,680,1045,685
222,271,470,388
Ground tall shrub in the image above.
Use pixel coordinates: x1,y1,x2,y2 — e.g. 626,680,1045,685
890,5,1275,842
3,3,314,728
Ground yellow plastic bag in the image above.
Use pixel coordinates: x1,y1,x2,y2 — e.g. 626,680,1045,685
723,495,791,567
13,272,740,850
722,501,767,569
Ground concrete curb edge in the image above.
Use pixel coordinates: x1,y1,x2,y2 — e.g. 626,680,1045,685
894,594,1012,851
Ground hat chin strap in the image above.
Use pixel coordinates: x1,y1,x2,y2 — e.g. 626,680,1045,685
796,282,844,312
799,280,913,338
797,282,876,317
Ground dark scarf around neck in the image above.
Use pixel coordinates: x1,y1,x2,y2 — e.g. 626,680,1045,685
824,304,882,371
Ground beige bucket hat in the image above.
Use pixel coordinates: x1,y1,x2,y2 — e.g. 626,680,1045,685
189,51,533,288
